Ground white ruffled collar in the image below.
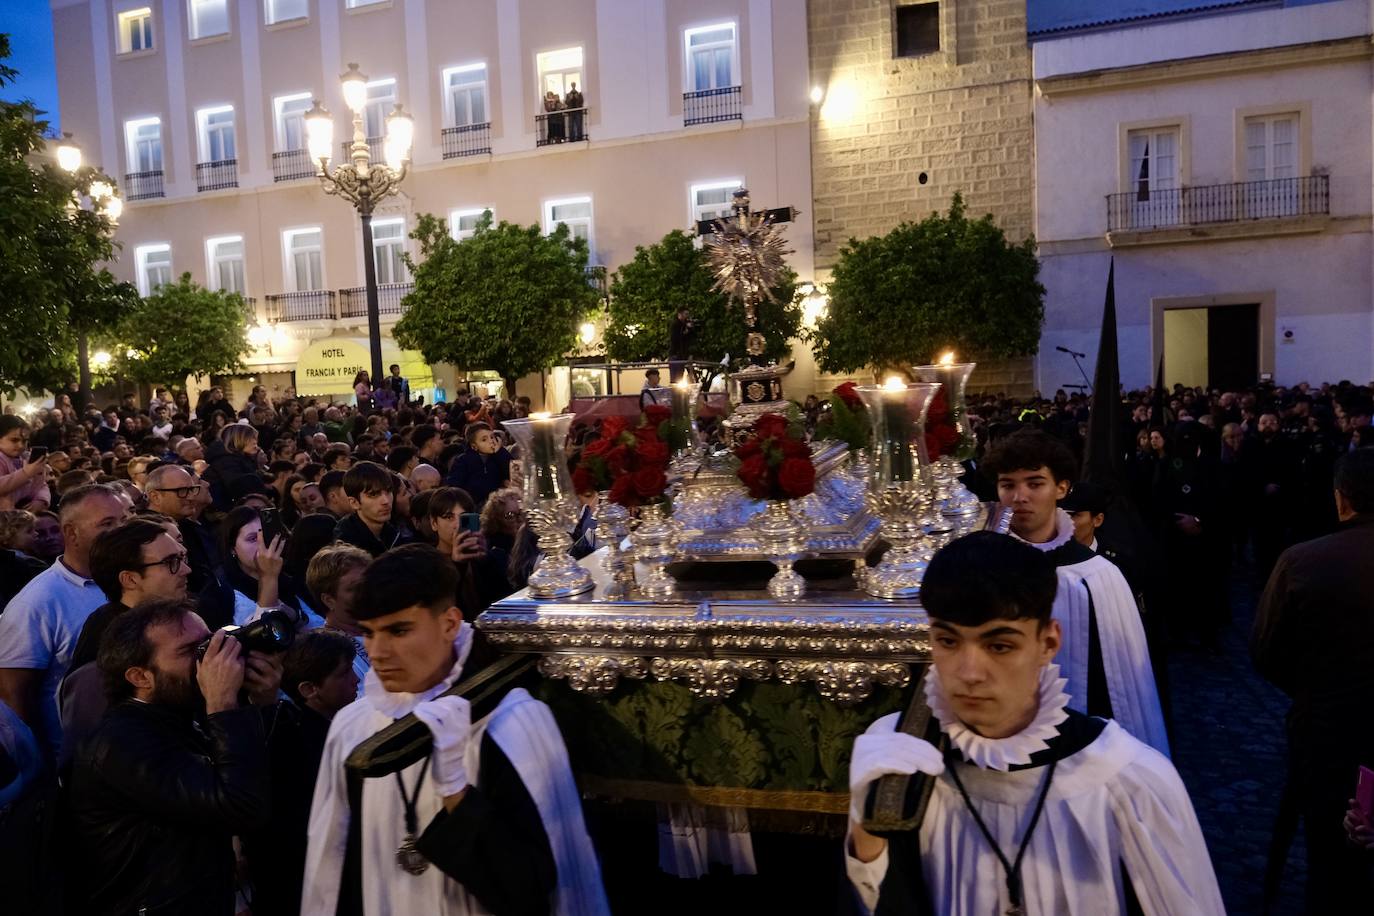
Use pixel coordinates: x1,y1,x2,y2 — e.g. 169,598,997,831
363,622,474,719
1011,508,1076,552
925,663,1071,771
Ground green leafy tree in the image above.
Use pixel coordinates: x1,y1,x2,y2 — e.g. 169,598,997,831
112,274,250,386
0,34,131,395
809,193,1045,375
394,212,601,395
605,229,800,366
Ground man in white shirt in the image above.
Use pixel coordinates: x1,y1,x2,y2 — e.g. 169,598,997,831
0,484,126,759
846,532,1222,915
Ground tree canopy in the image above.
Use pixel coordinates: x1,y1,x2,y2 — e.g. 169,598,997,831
110,274,250,386
394,212,601,395
0,34,132,395
604,229,800,366
808,193,1045,375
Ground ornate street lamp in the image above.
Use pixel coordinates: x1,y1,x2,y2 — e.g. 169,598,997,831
305,63,414,389
57,135,124,407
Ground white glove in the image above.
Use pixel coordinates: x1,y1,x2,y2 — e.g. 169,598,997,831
412,695,472,798
847,712,945,823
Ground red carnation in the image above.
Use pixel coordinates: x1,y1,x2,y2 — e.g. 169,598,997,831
737,454,770,499
753,413,788,441
777,457,816,499
834,381,862,410
632,467,667,499
583,437,611,458
637,438,669,465
608,474,637,506
572,467,596,494
643,404,672,427
601,416,629,439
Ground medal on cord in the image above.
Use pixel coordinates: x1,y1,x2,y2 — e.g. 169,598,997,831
395,756,432,875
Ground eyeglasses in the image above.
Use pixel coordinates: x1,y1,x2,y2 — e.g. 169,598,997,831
134,552,188,575
152,486,202,499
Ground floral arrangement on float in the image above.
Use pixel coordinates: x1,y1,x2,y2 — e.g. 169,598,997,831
732,412,816,600
816,381,870,457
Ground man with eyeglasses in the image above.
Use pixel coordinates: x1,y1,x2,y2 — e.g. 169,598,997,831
144,464,221,603
58,519,191,770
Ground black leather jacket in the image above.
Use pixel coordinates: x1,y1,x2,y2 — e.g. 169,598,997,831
66,701,270,916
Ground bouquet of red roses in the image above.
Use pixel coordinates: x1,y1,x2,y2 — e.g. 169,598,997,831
816,381,869,454
923,388,973,461
572,404,673,508
734,413,816,501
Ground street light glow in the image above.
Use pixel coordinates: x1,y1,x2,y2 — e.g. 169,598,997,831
90,350,112,370
578,321,596,345
384,105,414,170
809,85,825,105
340,63,369,114
305,101,334,165
103,195,123,223
56,134,82,172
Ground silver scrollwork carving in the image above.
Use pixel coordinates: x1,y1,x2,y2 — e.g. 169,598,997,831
774,660,912,706
536,655,648,696
649,657,774,700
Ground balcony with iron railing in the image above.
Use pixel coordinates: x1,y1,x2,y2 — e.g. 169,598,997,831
195,159,238,192
1106,175,1330,234
684,85,742,126
338,283,413,319
124,170,164,201
585,265,607,298
536,108,589,147
265,290,337,322
442,123,492,159
272,149,316,182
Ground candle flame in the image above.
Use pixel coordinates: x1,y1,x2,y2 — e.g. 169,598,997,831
529,411,553,419
674,378,692,390
883,376,906,391
939,351,955,365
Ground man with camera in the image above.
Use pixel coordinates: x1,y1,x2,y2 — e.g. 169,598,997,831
66,598,285,916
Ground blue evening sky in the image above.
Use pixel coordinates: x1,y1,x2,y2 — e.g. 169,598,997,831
1,0,61,132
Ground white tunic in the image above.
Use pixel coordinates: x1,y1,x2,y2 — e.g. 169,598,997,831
300,627,609,916
846,667,1223,915
1020,510,1170,755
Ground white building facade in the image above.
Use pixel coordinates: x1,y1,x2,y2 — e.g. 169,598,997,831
1031,0,1374,392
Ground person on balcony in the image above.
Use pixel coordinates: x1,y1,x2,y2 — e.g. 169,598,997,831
543,91,565,143
564,83,584,141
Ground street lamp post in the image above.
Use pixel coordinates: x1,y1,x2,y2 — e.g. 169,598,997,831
56,134,124,409
305,63,414,391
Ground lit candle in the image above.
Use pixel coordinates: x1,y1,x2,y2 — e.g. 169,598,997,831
882,376,915,482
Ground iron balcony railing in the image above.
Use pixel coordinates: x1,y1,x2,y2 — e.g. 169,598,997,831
341,136,386,163
683,85,742,126
265,290,337,322
585,265,607,298
536,107,589,146
195,159,238,192
441,123,492,159
272,149,316,182
124,170,164,201
1107,175,1330,232
338,283,413,319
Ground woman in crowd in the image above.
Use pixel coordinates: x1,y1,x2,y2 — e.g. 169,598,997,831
219,505,318,627
204,423,262,510
353,371,373,413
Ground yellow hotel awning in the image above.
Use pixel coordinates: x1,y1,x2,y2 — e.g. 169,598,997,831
295,336,434,397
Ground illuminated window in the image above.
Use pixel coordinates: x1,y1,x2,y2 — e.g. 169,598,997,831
449,208,493,241
274,93,313,151
283,228,324,291
544,196,593,252
443,64,488,128
206,236,245,294
371,218,408,285
136,244,172,296
188,0,229,39
117,7,154,54
685,23,737,92
125,117,163,173
690,179,742,227
264,0,308,26
197,106,236,163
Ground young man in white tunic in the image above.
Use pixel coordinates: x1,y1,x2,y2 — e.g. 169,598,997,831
846,532,1223,915
301,543,609,916
983,429,1170,754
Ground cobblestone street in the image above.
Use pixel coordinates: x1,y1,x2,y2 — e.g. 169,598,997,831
1167,566,1306,915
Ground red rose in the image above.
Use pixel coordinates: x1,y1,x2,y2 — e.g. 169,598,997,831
601,416,629,439
608,474,637,506
632,467,667,499
735,438,761,460
925,423,961,459
926,390,950,424
753,413,788,441
583,437,611,457
572,466,596,494
604,445,629,474
779,437,810,459
736,454,771,499
834,381,862,410
637,438,669,465
643,404,672,427
777,457,816,499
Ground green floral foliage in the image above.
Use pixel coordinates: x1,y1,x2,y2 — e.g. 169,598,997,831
809,193,1046,375
605,229,800,367
114,274,250,385
394,211,600,396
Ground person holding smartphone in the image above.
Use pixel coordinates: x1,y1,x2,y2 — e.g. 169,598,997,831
0,416,50,512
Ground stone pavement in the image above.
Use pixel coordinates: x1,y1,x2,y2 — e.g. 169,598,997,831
1166,566,1306,915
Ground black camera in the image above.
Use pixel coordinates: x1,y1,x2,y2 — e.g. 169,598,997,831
196,609,297,659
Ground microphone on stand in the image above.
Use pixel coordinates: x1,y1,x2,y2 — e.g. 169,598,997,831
1056,346,1087,358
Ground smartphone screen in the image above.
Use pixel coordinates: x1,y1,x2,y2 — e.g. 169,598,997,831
459,512,482,533
260,508,287,546
28,446,48,462
1358,766,1374,820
